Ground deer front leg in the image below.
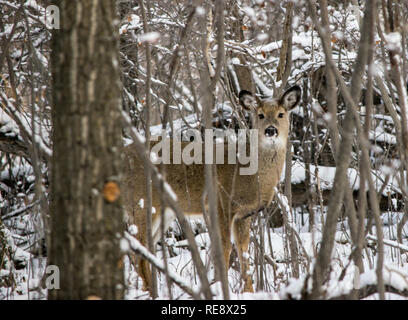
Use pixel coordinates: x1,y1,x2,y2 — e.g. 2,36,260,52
232,216,254,292
130,207,154,294
219,213,232,271
137,257,152,292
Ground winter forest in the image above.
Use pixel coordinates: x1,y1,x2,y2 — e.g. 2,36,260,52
1,0,408,301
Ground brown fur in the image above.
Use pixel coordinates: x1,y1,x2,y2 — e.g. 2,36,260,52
123,86,301,294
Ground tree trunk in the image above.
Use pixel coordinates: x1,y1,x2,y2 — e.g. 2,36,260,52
48,1,124,299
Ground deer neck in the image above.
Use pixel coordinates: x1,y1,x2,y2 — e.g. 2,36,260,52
257,136,287,204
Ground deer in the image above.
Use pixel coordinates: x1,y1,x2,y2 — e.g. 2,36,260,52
123,85,301,294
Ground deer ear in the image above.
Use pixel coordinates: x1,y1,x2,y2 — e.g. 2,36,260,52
280,86,301,110
239,90,259,111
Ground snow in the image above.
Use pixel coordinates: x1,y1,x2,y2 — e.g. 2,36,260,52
279,256,408,300
24,0,42,12
195,6,205,16
290,161,403,196
256,33,319,54
360,268,408,293
231,57,241,65
384,32,402,52
311,99,323,114
164,182,178,201
120,238,130,252
0,92,52,157
138,32,160,44
369,128,396,145
124,231,201,298
0,109,20,137
122,111,146,143
150,151,158,163
242,7,256,20
257,33,268,41
367,234,408,252
128,224,138,236
1,163,33,182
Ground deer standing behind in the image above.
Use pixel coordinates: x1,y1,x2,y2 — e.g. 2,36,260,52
124,86,301,294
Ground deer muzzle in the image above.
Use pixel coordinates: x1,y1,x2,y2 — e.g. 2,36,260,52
265,126,278,137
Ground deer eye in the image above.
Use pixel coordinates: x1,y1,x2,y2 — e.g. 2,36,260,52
258,114,265,119
278,112,284,118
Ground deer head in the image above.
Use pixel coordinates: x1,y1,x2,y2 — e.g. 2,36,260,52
238,85,301,149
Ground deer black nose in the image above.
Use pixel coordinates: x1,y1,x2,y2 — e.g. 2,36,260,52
265,126,278,137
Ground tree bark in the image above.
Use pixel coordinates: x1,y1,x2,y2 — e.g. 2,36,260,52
49,1,124,299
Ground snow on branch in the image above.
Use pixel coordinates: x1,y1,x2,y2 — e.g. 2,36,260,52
0,107,29,158
0,92,52,160
1,200,40,221
123,231,200,299
367,234,408,253
280,267,408,300
333,267,408,300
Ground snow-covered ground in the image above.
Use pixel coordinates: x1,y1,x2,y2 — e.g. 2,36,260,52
122,207,408,300
2,197,407,300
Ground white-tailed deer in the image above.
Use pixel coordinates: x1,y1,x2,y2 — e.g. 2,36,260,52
124,85,301,293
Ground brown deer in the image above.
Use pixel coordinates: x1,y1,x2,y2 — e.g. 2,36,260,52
124,85,301,294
